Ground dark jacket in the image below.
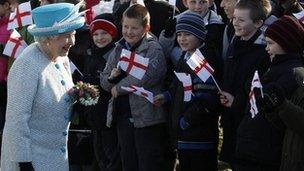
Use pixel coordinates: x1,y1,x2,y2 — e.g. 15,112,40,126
167,45,222,148
266,67,304,171
236,54,304,167
82,43,115,130
220,30,270,163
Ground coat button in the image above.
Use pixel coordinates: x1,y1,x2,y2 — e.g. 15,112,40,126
64,97,70,102
64,113,70,120
55,64,60,69
61,80,66,86
62,130,68,136
60,147,66,153
129,118,134,123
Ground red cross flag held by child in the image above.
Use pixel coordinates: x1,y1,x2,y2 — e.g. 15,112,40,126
7,1,32,30
293,11,304,24
118,48,149,80
249,71,263,118
121,85,154,103
174,71,192,102
3,29,28,59
187,49,214,82
186,49,221,91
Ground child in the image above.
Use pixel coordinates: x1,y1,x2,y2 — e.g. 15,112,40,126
100,4,168,171
235,15,304,171
69,13,122,171
219,0,271,168
155,12,222,171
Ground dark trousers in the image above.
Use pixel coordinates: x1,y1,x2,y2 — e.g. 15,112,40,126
116,111,170,171
134,123,171,171
116,111,138,171
235,162,280,171
178,149,218,171
92,129,121,171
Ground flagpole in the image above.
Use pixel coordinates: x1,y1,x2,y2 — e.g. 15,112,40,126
211,75,221,92
260,88,264,98
173,6,176,18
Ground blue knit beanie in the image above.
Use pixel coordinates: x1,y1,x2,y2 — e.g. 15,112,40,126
176,12,207,41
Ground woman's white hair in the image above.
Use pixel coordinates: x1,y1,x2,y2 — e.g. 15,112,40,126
34,35,58,45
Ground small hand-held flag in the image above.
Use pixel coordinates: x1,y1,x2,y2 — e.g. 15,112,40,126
121,85,154,103
118,49,149,80
249,70,263,118
186,49,221,91
293,11,304,24
174,71,192,102
3,30,28,59
7,1,32,30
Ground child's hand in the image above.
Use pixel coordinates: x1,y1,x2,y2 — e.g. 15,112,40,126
153,94,165,106
111,86,118,98
219,91,234,107
109,68,121,79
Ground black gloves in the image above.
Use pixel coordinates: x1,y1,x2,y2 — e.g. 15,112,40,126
164,17,176,38
19,162,34,171
255,83,285,113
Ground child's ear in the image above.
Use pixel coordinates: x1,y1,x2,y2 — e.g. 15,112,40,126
182,0,189,7
254,19,264,29
144,24,151,33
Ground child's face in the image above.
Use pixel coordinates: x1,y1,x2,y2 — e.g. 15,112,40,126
8,0,17,12
265,37,285,60
92,29,113,48
183,0,209,15
122,16,149,47
233,9,262,40
220,0,237,20
177,31,201,53
0,2,10,17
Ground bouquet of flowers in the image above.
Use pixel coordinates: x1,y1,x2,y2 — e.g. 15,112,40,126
68,81,100,106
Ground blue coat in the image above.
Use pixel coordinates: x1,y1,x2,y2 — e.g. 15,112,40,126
1,43,74,171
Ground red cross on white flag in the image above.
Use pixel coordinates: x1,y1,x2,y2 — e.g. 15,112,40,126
118,49,149,80
187,49,214,82
3,30,28,59
121,85,154,103
174,71,192,102
7,2,32,30
85,4,100,25
293,11,304,24
249,71,263,118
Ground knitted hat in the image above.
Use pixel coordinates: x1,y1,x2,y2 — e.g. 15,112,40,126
89,13,118,39
176,12,207,41
265,15,304,54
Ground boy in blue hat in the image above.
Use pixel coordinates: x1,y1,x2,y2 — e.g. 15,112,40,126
155,12,222,171
100,4,169,171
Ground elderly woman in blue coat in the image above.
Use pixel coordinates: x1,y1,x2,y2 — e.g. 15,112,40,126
1,2,85,171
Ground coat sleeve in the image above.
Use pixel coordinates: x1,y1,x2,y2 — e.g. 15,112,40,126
100,47,119,92
115,42,167,95
5,56,38,162
278,100,304,139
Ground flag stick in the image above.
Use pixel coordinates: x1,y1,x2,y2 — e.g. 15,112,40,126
211,75,221,92
173,6,176,18
260,87,264,98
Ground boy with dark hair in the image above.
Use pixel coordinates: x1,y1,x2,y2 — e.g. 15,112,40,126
219,0,271,168
101,4,168,171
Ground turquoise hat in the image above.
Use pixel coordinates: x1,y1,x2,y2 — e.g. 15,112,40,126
28,2,85,37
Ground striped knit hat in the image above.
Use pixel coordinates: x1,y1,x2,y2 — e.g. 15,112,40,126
176,12,207,41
